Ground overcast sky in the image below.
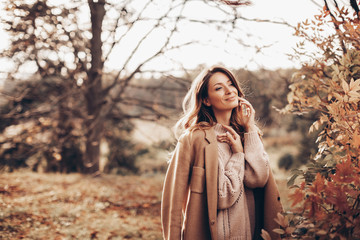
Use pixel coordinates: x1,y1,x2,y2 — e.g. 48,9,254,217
0,0,329,79
101,0,325,74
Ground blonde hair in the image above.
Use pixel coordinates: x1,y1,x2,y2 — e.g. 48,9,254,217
174,65,247,139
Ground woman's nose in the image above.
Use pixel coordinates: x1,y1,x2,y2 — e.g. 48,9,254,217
224,86,232,94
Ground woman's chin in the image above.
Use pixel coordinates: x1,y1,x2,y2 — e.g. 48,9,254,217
223,103,238,110
229,102,239,109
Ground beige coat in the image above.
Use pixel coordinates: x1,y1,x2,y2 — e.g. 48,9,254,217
161,126,283,240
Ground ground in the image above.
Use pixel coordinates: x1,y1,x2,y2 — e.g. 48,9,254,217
0,172,164,240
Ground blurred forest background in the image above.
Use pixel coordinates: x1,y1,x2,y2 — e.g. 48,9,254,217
1,0,359,239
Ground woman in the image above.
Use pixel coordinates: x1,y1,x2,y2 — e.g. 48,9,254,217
161,66,283,240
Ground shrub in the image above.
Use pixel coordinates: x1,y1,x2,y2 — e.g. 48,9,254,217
271,3,360,239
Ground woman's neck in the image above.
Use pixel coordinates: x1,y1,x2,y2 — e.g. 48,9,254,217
214,110,232,126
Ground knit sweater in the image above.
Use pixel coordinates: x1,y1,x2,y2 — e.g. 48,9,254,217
214,124,269,240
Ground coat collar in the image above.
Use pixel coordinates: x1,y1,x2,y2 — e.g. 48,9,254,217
204,126,217,144
204,127,218,238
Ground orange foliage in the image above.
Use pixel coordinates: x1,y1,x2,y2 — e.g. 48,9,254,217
278,1,360,239
289,182,305,208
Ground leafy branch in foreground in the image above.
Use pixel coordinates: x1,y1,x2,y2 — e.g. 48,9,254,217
270,1,360,239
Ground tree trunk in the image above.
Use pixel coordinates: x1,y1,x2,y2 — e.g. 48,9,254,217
84,0,106,174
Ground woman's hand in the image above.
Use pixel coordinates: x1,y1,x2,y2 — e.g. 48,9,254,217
217,125,244,153
238,97,258,132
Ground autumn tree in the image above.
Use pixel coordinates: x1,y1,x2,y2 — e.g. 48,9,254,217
265,1,360,239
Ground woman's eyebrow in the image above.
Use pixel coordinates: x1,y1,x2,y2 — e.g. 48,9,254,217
213,82,224,87
213,80,232,87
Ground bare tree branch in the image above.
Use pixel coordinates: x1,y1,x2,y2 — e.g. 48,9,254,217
106,3,178,92
103,0,188,100
102,0,153,64
309,0,323,8
324,0,347,54
218,0,252,6
235,15,295,28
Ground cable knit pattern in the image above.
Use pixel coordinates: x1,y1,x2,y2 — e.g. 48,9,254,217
215,124,269,240
244,132,270,188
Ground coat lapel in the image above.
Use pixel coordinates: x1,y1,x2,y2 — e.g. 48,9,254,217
204,127,218,238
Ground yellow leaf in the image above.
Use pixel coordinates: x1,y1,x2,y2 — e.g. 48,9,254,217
274,212,288,228
342,80,349,93
349,78,360,91
348,90,360,97
333,92,343,100
309,124,314,133
261,229,272,240
332,64,340,75
309,120,320,133
273,228,285,235
348,91,360,101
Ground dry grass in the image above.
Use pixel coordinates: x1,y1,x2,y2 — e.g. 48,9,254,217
0,172,164,240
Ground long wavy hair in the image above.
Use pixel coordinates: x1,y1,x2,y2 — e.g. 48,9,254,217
174,65,247,139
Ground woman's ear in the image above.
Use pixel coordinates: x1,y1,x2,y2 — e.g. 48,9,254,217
203,98,211,107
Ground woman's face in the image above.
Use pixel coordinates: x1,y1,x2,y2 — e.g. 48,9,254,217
204,72,239,112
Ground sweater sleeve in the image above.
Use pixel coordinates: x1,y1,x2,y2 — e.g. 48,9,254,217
218,152,245,209
161,134,192,240
243,131,269,189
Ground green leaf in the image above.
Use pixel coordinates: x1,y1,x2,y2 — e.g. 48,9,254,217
288,173,300,187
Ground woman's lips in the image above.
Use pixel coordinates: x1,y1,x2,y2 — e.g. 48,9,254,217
225,96,237,101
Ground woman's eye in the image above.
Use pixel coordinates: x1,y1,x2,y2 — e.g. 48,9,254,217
215,87,222,91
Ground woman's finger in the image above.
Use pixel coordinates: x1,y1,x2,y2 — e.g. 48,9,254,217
221,125,238,139
226,132,234,141
222,125,238,136
238,98,254,110
217,133,234,144
241,103,252,113
217,133,227,137
217,137,227,142
217,138,230,144
217,133,231,141
238,98,253,117
241,104,249,116
238,97,250,105
217,135,228,141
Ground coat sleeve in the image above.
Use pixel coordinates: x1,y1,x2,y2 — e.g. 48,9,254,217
161,134,192,240
243,132,269,189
